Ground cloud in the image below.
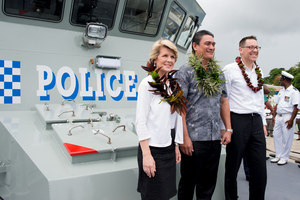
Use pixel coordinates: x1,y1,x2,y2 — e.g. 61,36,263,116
196,0,300,75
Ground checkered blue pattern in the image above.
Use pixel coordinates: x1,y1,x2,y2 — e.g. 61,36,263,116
0,60,21,104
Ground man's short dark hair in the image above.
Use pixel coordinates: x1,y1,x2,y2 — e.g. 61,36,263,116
192,30,214,54
239,35,257,47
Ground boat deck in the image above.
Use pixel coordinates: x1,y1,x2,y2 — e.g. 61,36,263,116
237,134,300,200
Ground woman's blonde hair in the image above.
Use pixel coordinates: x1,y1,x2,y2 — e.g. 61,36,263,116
149,38,178,65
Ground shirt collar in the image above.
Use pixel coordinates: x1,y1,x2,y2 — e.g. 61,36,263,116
285,84,293,91
241,58,256,72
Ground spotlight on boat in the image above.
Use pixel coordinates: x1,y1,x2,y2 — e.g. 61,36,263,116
82,22,107,48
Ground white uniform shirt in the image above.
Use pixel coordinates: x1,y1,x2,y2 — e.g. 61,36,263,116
135,75,183,147
223,61,266,125
275,85,299,114
297,103,300,120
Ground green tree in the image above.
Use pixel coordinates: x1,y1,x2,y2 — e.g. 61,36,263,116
264,68,284,85
267,87,276,98
287,63,300,88
273,75,281,86
264,63,300,88
293,72,300,88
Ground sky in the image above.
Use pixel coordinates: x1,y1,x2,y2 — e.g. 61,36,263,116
196,0,300,76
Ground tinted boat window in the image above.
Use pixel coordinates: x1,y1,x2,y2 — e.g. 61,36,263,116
120,0,166,36
3,0,64,21
177,16,199,49
163,2,185,42
71,0,118,28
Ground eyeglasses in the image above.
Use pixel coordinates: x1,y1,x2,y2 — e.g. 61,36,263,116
242,46,261,51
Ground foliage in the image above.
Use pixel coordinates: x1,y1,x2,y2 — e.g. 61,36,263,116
267,88,276,98
264,68,284,85
141,61,188,116
273,74,281,86
293,73,300,88
264,63,300,89
287,63,300,88
188,53,224,97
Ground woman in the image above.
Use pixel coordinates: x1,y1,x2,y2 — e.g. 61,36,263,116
136,38,187,200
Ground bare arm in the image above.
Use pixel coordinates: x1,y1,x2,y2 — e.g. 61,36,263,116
175,145,181,163
179,114,194,156
220,97,232,145
263,125,268,137
263,84,270,94
272,105,277,126
139,139,156,178
265,100,274,115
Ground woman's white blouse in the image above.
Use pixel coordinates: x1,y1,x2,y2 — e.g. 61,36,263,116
135,75,183,147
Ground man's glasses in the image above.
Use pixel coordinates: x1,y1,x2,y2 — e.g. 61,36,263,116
241,46,261,51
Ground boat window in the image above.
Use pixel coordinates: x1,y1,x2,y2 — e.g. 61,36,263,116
120,0,166,36
162,2,185,42
71,0,118,28
177,16,199,49
3,0,64,21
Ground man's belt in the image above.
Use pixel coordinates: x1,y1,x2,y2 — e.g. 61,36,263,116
231,112,259,117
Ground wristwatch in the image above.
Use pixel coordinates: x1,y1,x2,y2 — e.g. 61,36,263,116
225,129,233,133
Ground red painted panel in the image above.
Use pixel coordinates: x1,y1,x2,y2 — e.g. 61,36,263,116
64,143,98,156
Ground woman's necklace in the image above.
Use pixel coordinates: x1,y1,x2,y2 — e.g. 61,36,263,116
141,61,188,116
235,56,264,93
188,53,224,97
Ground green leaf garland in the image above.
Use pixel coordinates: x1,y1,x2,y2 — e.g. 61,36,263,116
188,53,224,97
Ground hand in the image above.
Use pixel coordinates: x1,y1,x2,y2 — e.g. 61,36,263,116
285,119,293,130
263,125,268,137
143,154,156,178
221,129,225,138
221,131,231,145
175,145,181,164
180,135,194,156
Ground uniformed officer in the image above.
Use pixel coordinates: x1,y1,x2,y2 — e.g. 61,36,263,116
297,103,300,140
271,71,299,165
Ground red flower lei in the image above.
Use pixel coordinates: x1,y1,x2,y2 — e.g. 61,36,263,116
235,56,264,93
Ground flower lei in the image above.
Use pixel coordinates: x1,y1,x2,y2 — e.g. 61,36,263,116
188,53,224,97
235,56,264,93
141,61,188,116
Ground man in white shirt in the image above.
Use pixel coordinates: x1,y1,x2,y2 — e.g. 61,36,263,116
271,71,299,165
297,103,300,140
223,36,267,200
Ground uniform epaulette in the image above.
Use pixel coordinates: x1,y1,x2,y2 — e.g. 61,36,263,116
293,87,299,91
